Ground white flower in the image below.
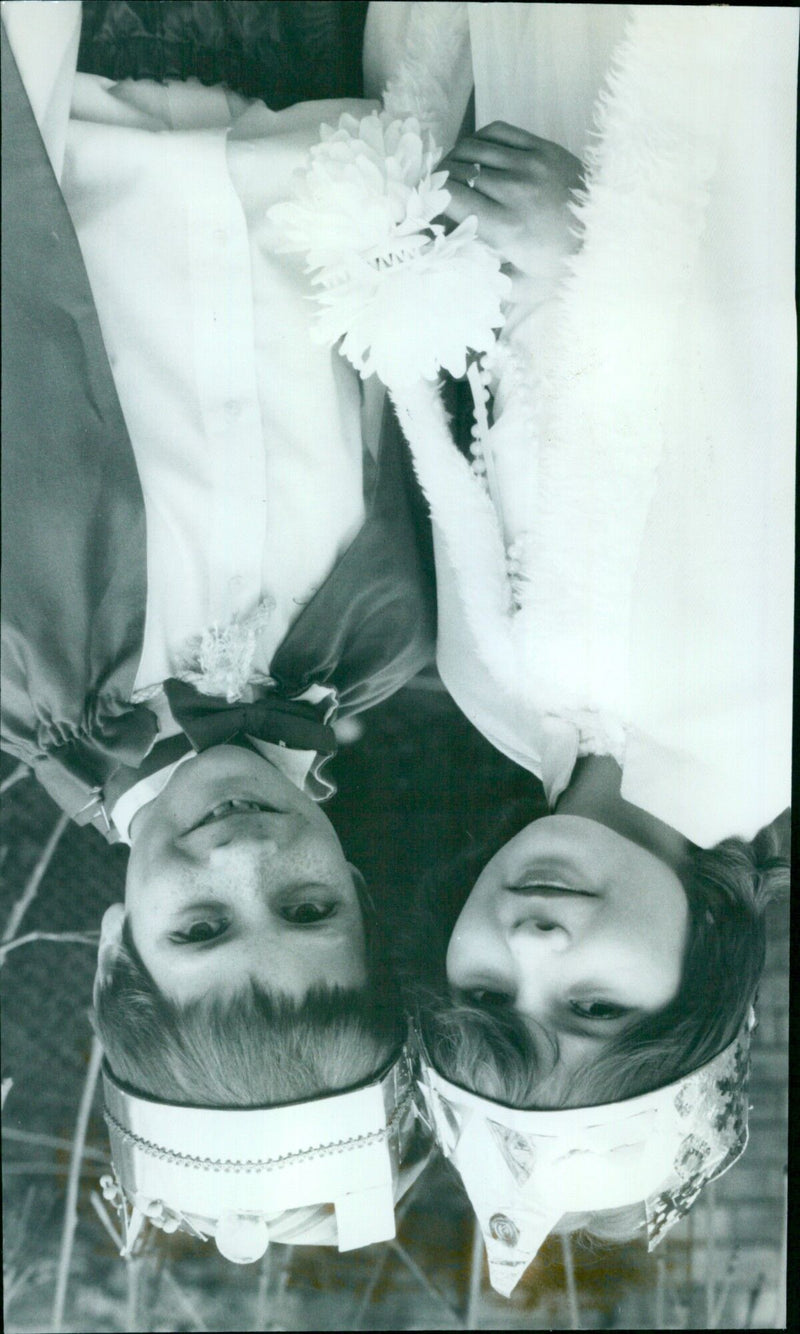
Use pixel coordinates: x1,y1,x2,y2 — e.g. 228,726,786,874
311,218,510,386
269,112,449,272
269,108,510,388
174,599,276,703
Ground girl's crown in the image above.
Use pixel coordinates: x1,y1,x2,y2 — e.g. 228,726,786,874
417,1010,755,1297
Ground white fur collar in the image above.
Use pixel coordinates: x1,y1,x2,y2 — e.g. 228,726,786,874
390,5,753,727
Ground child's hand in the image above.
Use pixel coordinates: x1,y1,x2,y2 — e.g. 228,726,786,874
440,122,584,287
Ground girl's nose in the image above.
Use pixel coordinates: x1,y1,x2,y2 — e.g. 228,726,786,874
497,887,594,947
446,909,517,999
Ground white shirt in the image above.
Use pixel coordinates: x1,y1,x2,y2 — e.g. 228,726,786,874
60,74,376,696
58,76,380,836
2,1,383,833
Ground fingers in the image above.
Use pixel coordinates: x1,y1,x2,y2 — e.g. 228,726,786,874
441,178,507,234
444,158,517,206
443,137,532,174
445,122,582,177
473,121,556,151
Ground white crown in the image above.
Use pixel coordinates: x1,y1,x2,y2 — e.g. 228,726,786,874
417,1011,754,1297
100,1046,421,1263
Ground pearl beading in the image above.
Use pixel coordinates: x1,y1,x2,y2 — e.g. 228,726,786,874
103,1088,413,1174
466,350,537,614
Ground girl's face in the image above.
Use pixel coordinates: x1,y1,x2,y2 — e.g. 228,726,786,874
445,815,689,1102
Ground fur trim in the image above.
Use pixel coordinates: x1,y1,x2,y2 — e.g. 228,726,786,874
511,5,752,721
389,378,520,693
407,4,753,731
382,1,469,143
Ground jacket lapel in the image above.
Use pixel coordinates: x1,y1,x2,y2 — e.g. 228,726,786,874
1,25,154,836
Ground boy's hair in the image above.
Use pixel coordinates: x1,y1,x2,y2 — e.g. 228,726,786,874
94,909,404,1108
400,803,789,1247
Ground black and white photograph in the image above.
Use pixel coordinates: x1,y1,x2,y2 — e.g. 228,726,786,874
1,3,794,1330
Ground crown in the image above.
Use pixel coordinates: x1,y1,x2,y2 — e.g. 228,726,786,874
417,1010,755,1297
99,1045,421,1263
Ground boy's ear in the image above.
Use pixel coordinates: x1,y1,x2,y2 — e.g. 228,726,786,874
348,864,375,915
348,864,367,894
94,902,125,1000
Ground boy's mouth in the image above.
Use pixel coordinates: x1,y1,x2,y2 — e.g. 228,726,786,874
190,799,279,831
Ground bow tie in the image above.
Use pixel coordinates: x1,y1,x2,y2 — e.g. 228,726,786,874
163,678,338,757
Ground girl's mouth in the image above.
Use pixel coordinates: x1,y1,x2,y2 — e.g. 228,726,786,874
507,884,596,898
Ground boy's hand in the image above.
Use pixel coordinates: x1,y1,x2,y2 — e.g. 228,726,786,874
440,122,584,286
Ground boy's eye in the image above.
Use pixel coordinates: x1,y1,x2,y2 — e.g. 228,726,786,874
568,999,628,1021
280,901,337,925
170,919,229,944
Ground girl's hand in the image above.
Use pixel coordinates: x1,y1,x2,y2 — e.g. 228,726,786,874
440,122,584,287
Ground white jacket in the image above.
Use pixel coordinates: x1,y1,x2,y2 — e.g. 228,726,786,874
365,3,796,847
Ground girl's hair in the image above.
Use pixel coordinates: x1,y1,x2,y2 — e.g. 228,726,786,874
94,884,404,1107
400,804,789,1247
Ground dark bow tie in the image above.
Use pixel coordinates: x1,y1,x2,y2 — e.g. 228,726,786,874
163,678,338,757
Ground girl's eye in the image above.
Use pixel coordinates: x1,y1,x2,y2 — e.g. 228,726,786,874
170,919,229,944
280,901,336,925
468,989,513,1009
569,999,629,1021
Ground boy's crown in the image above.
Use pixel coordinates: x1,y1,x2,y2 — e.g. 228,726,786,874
100,1046,418,1262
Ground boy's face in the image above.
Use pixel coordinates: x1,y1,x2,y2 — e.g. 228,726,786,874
119,746,367,1003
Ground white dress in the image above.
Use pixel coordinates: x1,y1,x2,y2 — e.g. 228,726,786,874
366,2,796,848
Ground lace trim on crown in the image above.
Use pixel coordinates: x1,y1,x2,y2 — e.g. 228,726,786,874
104,1088,413,1173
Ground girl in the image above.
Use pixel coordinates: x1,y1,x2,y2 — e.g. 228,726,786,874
358,1,794,1290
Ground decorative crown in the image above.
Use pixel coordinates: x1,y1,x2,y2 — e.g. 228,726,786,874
417,1011,755,1297
100,1046,420,1263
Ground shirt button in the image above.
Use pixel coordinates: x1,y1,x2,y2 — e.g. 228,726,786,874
224,399,242,421
213,228,227,245
489,1214,519,1248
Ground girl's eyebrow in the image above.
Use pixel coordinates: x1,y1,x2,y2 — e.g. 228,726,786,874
555,1008,638,1043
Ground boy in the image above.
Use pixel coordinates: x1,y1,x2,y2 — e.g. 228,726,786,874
1,0,432,1251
